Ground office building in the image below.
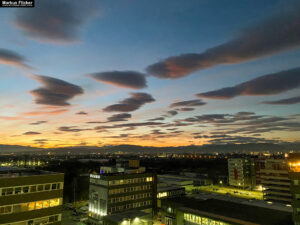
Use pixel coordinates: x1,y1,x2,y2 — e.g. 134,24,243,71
287,154,300,225
228,158,256,189
89,160,157,225
260,159,291,203
0,167,64,225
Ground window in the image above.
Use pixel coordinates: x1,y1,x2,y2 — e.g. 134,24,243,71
6,188,13,195
294,180,299,185
23,186,29,193
30,186,36,193
0,206,12,215
15,187,22,194
28,202,35,211
49,198,60,207
35,201,43,209
51,183,57,190
37,185,44,192
44,184,50,191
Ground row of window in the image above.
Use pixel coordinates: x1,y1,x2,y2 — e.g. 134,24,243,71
184,213,231,225
157,189,185,199
1,182,63,196
108,177,153,186
108,200,152,213
0,198,62,215
108,184,152,195
108,192,152,204
4,214,61,225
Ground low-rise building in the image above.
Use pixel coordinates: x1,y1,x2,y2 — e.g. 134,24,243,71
0,167,64,225
158,196,293,225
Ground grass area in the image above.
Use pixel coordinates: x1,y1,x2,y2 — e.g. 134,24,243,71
185,185,263,200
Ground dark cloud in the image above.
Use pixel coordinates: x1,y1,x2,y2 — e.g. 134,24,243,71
0,48,30,68
107,113,132,122
148,117,165,121
95,121,164,130
103,93,155,112
30,75,84,106
151,129,166,135
29,120,47,125
58,126,90,132
23,131,41,135
91,71,147,89
178,107,195,111
166,110,178,117
76,111,88,115
262,96,300,105
14,0,99,44
146,6,300,78
197,68,300,99
170,99,206,107
206,135,279,145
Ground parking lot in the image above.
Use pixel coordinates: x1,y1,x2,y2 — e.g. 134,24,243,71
185,185,263,200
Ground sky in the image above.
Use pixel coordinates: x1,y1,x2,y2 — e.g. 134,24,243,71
0,0,300,148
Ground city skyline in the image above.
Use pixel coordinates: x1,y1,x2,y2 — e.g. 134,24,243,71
0,0,300,148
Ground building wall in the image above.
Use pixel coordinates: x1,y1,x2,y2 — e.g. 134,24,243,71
260,159,291,203
228,158,255,189
89,173,156,224
0,173,64,225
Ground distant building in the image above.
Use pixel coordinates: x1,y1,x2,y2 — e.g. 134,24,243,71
0,167,64,225
228,158,256,189
158,196,293,225
89,160,157,225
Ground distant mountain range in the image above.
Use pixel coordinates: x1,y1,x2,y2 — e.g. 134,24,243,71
1,143,300,155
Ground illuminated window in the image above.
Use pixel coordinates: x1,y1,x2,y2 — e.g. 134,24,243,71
28,202,35,211
146,177,153,182
35,201,43,209
49,198,60,207
43,200,50,208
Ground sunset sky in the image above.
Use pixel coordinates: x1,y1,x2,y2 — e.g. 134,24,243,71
0,0,300,148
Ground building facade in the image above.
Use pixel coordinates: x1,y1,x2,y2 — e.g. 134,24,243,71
228,158,256,189
0,168,64,225
89,160,157,225
260,159,291,203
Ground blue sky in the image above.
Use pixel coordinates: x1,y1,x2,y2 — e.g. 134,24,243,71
0,0,299,147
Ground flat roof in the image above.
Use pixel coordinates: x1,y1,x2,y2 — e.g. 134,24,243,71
158,186,185,192
0,167,60,178
162,197,293,225
104,210,149,223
